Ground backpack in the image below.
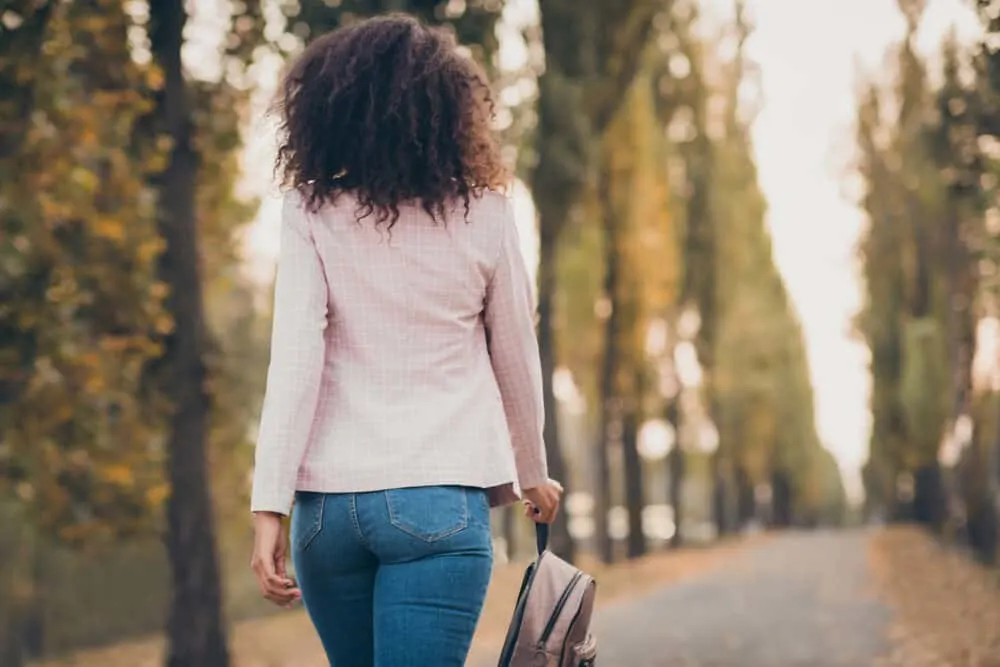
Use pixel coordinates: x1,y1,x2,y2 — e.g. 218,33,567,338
498,524,597,667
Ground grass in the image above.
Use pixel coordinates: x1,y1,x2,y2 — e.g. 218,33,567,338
35,537,759,667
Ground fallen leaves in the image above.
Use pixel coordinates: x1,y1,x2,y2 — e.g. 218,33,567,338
871,526,1000,667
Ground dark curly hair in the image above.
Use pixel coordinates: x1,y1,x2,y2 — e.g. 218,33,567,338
273,13,508,227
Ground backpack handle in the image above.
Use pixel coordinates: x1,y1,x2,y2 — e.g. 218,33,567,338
535,522,549,555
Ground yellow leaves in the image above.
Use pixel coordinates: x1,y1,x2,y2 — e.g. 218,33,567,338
70,166,100,193
93,216,126,242
0,0,264,549
15,482,34,502
149,280,170,300
154,313,175,335
39,192,73,222
145,64,165,92
146,484,169,507
102,465,135,488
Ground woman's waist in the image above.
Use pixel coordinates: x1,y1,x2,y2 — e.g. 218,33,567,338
296,433,516,484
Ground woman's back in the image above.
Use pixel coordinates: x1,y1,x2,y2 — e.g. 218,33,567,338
251,189,538,510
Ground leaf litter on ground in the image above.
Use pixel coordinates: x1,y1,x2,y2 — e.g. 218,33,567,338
872,526,1000,667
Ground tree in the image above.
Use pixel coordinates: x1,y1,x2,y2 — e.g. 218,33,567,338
971,0,1000,563
592,69,678,561
856,1,998,535
652,0,730,533
146,0,269,662
0,1,174,661
533,0,665,561
659,0,838,530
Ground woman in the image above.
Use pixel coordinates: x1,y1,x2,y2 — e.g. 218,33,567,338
249,13,562,667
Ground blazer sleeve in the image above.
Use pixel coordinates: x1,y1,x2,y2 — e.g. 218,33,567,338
483,197,549,490
250,192,328,515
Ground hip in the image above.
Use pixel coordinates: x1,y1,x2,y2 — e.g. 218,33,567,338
290,485,494,567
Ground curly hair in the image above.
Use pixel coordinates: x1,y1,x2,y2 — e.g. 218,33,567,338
273,13,509,228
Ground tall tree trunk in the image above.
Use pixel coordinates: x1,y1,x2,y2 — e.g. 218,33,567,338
710,402,734,536
992,391,1000,564
594,163,620,565
0,509,30,667
712,454,728,534
535,222,576,562
666,396,684,548
622,406,646,558
149,3,230,666
912,463,946,530
771,470,792,528
735,465,756,528
965,416,997,562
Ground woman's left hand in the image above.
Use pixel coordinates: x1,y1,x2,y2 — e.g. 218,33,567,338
251,512,301,608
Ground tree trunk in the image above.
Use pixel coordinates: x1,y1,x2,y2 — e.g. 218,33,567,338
712,454,727,535
535,222,576,563
735,465,757,528
501,505,517,561
621,407,645,558
0,509,30,667
531,0,661,564
664,393,684,547
912,463,946,531
149,3,231,666
594,163,620,565
771,470,792,528
23,543,45,659
992,391,1000,564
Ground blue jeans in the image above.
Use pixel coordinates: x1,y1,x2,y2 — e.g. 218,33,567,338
291,486,494,667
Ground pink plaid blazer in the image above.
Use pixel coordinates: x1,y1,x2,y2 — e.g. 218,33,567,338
250,190,548,515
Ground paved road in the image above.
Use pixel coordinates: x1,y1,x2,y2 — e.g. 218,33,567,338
474,530,893,667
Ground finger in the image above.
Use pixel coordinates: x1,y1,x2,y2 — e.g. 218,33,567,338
264,590,300,607
265,570,300,596
264,584,301,608
274,554,293,586
259,554,298,598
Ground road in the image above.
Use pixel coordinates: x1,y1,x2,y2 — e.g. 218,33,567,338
472,530,892,667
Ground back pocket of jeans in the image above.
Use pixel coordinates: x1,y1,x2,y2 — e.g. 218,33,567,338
292,491,325,552
385,486,469,542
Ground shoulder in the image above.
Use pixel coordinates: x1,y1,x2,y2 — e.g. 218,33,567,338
281,188,353,235
471,188,515,218
467,189,517,247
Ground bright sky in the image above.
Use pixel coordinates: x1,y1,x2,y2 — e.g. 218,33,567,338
707,0,983,503
242,0,985,505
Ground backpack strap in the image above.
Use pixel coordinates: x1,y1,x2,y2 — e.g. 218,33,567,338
535,522,549,555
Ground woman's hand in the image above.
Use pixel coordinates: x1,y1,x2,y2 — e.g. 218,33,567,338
250,512,301,608
522,479,563,524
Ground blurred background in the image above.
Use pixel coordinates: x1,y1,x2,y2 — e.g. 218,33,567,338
2,0,1000,665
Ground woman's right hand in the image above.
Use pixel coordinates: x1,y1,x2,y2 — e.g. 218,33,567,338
522,479,563,524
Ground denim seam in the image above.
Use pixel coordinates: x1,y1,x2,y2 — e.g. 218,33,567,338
349,494,372,549
385,488,469,542
296,493,325,553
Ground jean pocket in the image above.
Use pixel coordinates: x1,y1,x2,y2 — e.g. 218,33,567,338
385,486,469,542
292,491,325,553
